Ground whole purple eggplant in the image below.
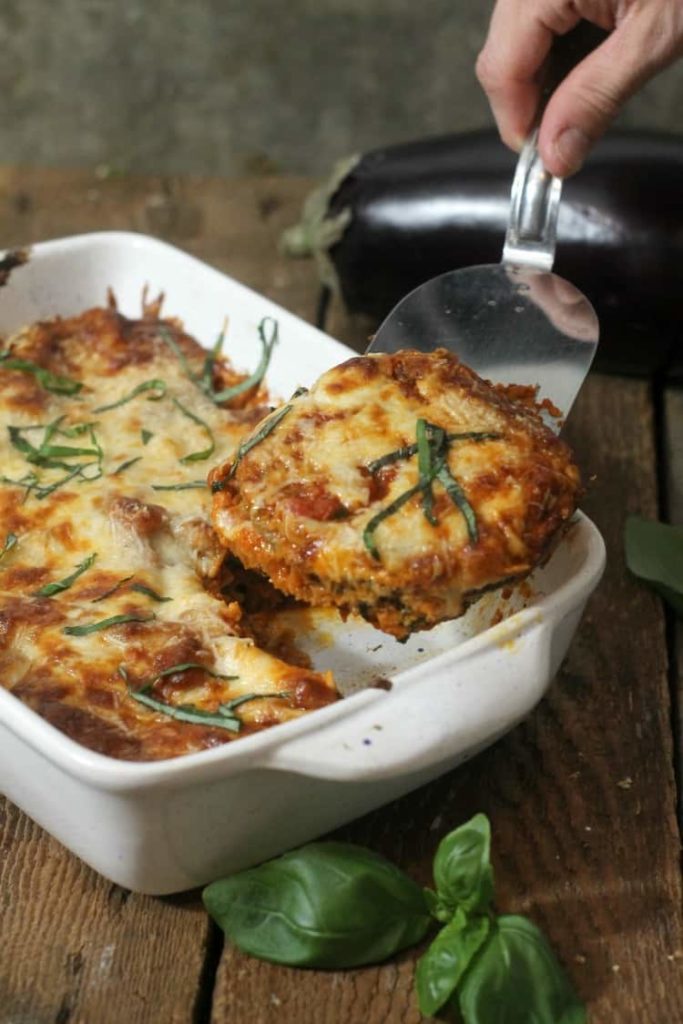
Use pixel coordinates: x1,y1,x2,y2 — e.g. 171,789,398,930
284,130,683,376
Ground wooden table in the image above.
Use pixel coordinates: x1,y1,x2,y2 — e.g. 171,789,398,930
1,167,682,1024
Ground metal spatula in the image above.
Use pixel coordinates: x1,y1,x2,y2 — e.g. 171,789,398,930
367,30,601,427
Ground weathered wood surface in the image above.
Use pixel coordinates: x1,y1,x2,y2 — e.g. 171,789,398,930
1,167,682,1024
665,386,683,782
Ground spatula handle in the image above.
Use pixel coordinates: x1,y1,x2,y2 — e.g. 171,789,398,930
502,21,607,271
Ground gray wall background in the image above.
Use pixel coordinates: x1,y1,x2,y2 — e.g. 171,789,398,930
2,0,682,177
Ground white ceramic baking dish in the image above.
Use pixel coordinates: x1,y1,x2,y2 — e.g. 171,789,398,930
0,232,605,894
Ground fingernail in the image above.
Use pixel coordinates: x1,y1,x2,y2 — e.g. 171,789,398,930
553,127,591,177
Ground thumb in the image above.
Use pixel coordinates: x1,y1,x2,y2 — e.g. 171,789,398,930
538,5,683,177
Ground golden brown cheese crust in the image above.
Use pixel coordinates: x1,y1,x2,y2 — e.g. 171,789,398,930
211,349,581,639
0,302,337,761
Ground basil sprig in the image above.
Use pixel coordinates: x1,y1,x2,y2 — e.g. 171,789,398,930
158,317,277,407
64,613,155,636
7,417,104,491
151,480,207,491
33,552,97,597
124,664,288,733
93,378,166,413
203,842,432,967
0,353,82,395
172,397,215,464
364,419,486,560
130,581,171,602
111,456,143,476
625,516,683,617
0,532,18,562
213,402,293,490
203,814,585,1023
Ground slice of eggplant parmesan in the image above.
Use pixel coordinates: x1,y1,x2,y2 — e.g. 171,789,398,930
211,349,581,639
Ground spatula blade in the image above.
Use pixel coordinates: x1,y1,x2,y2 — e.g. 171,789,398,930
367,263,598,424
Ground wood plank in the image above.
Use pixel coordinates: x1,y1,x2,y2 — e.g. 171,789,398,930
0,167,318,1024
664,386,683,772
0,799,212,1024
212,371,683,1022
0,165,318,325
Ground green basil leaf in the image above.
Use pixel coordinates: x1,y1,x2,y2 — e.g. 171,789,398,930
224,402,293,481
416,417,438,526
93,378,166,413
436,463,478,544
64,613,155,636
128,685,287,732
363,481,423,561
128,687,242,731
625,516,683,617
141,661,238,684
458,915,586,1024
151,480,207,491
111,456,143,476
209,316,278,404
416,910,490,1016
33,552,97,597
141,428,154,445
130,582,172,602
203,841,432,968
0,532,18,562
91,575,134,602
172,396,215,464
0,356,82,395
433,813,494,917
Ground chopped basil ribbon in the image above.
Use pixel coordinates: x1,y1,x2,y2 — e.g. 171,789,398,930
111,456,142,475
141,429,154,445
91,575,134,602
0,532,18,562
212,403,293,493
158,318,278,407
8,422,99,470
199,321,228,394
157,325,198,384
367,431,500,474
0,354,82,395
363,482,424,561
151,480,207,491
33,552,97,597
130,582,172,602
93,378,166,413
8,418,105,491
172,397,215,463
34,465,89,499
363,420,487,560
209,317,278,404
436,464,479,544
416,417,438,526
120,661,238,685
59,421,99,438
126,682,289,733
64,613,155,636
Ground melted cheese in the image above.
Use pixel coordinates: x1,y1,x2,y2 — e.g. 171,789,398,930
212,349,581,638
0,303,337,761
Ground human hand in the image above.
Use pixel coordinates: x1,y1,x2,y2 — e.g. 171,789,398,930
476,0,683,177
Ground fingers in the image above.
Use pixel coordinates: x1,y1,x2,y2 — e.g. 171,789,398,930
538,4,683,176
478,0,683,177
476,0,581,151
